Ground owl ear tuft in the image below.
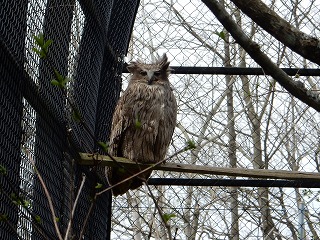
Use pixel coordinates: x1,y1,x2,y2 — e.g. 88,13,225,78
127,62,137,73
161,61,170,71
158,53,168,65
158,54,170,71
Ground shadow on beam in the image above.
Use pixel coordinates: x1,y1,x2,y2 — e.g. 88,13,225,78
148,178,320,188
122,65,320,76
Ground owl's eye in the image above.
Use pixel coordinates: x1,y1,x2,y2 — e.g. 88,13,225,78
154,71,161,76
140,71,147,76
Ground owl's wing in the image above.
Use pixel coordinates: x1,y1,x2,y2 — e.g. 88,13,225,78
154,90,177,161
108,95,130,157
108,87,148,195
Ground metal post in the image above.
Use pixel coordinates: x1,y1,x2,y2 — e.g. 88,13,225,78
298,201,306,240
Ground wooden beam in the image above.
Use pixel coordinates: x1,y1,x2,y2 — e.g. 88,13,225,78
78,153,320,181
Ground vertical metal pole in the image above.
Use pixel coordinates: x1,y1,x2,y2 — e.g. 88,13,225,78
298,201,305,240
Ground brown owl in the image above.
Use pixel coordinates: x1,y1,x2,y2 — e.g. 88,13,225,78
107,54,177,196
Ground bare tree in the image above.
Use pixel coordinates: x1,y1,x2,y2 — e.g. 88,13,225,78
202,0,320,111
111,0,320,239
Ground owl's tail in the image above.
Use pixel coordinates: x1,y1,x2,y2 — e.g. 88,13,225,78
108,168,152,196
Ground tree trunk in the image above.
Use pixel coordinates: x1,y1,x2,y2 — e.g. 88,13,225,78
224,26,239,240
239,48,280,240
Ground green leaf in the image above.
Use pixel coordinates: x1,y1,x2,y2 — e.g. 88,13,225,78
61,77,69,88
0,165,7,175
51,79,60,86
32,34,51,58
43,39,53,51
33,33,44,47
10,193,30,208
11,193,21,205
22,200,30,209
40,52,46,58
53,69,64,82
55,217,60,222
51,69,69,88
98,141,108,152
184,140,196,150
163,213,176,223
214,31,226,41
33,33,52,54
32,47,46,59
72,108,82,122
0,214,8,222
35,215,41,224
134,113,142,129
95,183,103,189
32,47,41,55
135,118,142,129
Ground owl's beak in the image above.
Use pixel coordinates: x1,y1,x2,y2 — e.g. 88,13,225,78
147,72,155,85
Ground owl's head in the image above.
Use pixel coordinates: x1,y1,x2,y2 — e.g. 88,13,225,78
127,54,171,85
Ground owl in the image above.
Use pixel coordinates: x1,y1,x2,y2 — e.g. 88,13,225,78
107,54,177,196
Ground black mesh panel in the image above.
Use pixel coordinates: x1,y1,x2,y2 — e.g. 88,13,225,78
0,0,138,239
0,0,27,238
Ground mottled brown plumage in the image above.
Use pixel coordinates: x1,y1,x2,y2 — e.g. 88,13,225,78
107,54,177,196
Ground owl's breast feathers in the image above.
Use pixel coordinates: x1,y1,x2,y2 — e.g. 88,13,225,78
108,82,177,164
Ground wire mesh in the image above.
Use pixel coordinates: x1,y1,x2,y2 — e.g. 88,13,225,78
111,0,320,239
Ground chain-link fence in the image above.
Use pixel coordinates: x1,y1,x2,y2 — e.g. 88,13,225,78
1,0,320,239
0,0,138,239
111,1,320,239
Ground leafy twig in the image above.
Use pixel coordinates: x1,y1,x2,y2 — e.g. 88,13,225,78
0,172,52,239
144,183,172,240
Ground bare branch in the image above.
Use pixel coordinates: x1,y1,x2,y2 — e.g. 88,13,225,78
25,149,63,240
94,147,188,196
230,0,320,66
201,0,320,111
64,174,86,240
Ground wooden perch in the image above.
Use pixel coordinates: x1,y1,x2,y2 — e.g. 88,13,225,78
78,153,320,181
